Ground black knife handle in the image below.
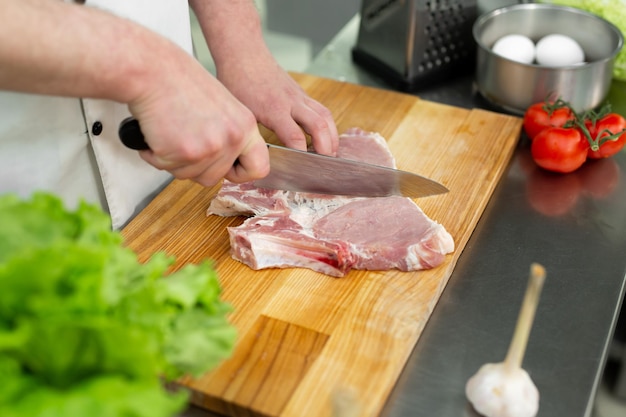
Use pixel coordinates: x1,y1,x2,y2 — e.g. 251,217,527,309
118,116,245,168
118,117,150,150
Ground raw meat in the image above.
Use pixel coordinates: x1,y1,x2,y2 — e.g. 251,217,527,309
208,128,454,277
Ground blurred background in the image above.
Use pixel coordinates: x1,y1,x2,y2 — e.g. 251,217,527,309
190,0,360,74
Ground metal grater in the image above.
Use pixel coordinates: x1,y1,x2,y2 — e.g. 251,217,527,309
352,0,478,91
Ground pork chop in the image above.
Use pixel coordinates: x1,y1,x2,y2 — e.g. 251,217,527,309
208,128,454,277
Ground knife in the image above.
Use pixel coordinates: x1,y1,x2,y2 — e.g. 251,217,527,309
118,117,448,198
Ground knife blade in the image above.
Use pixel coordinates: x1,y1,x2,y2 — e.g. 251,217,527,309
118,117,448,198
255,144,448,198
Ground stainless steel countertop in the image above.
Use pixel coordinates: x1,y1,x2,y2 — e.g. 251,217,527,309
305,14,626,417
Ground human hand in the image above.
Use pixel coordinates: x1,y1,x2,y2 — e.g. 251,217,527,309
0,0,270,188
216,53,339,157
128,54,270,186
190,0,338,156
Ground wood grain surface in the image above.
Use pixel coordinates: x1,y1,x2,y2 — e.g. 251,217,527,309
121,73,523,417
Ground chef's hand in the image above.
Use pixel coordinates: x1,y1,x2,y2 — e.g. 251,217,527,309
190,0,339,157
216,54,339,157
0,0,270,188
128,55,270,186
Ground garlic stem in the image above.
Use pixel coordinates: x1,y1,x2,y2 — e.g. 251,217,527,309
504,263,546,373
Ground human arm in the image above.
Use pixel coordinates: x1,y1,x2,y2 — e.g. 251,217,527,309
189,0,339,156
0,0,269,185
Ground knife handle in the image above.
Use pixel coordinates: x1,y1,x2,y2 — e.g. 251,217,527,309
117,117,244,168
118,117,150,150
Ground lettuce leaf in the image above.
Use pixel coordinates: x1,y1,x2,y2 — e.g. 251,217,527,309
0,193,236,417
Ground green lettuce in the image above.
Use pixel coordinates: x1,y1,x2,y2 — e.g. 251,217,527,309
0,193,236,417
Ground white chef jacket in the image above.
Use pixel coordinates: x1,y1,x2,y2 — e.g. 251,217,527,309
0,0,193,229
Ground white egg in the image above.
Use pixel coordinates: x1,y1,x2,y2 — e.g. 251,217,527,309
535,34,585,67
491,34,535,64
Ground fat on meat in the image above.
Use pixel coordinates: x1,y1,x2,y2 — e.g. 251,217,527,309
208,127,454,277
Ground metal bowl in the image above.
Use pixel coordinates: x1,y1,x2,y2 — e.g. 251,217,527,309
473,3,623,115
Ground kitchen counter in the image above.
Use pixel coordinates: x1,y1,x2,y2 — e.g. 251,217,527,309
305,14,626,417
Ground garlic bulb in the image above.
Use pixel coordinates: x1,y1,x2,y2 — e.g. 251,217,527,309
466,363,539,417
465,263,546,417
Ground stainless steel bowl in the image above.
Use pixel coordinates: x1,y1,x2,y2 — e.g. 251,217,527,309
473,3,623,114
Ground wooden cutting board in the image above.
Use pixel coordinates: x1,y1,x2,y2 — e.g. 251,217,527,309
121,73,522,417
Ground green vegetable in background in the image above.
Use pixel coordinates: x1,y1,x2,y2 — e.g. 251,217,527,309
0,193,237,417
542,0,626,80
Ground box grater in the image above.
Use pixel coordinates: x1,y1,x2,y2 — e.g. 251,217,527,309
352,0,478,91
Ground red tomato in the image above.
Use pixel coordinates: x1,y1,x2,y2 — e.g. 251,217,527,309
586,113,626,159
531,127,588,173
523,102,575,140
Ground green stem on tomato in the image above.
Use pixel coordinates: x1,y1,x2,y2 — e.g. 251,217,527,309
547,99,625,152
596,128,626,148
